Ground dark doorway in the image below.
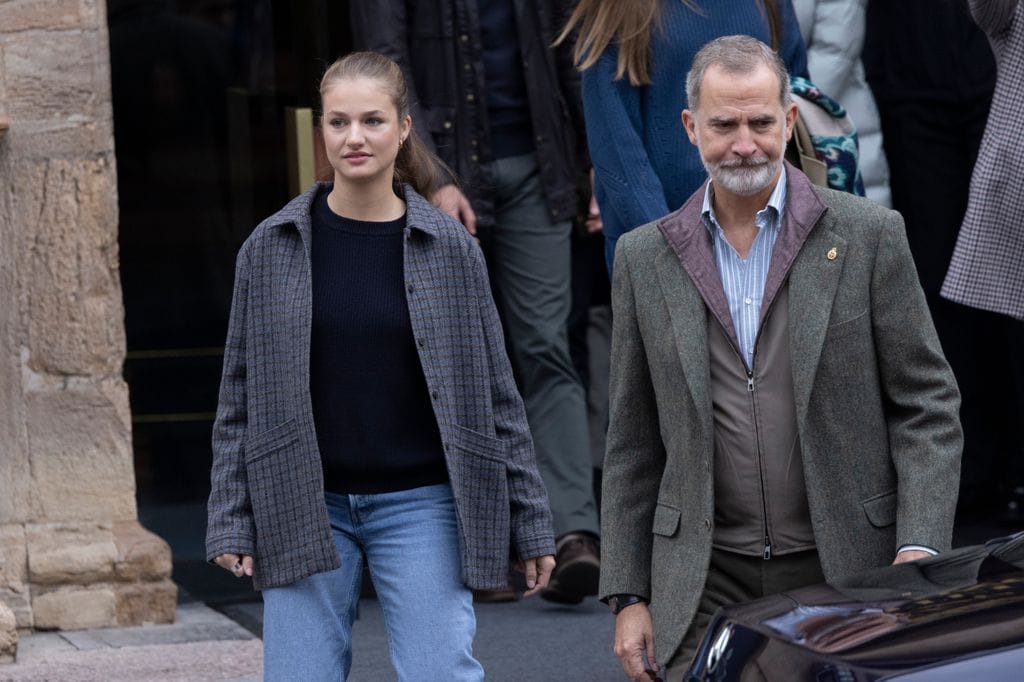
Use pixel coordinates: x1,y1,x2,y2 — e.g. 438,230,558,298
107,0,352,600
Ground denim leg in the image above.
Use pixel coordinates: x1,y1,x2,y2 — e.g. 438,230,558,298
486,153,599,537
261,493,363,681
355,483,483,682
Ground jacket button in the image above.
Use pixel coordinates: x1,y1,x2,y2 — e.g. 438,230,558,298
407,284,414,293
466,93,475,103
443,120,452,130
460,33,469,43
418,338,426,347
431,390,439,400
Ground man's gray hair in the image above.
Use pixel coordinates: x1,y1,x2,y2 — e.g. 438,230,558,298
685,35,792,111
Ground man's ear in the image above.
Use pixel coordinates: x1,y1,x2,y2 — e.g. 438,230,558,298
682,109,699,146
783,102,798,142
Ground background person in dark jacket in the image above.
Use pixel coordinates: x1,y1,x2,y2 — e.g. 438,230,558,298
864,0,1024,525
207,52,555,680
350,0,602,603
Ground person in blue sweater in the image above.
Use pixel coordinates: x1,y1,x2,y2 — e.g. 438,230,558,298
560,0,808,273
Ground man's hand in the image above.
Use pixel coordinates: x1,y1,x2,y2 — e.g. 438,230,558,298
214,553,254,577
893,549,931,564
431,184,478,235
516,554,556,597
614,602,660,681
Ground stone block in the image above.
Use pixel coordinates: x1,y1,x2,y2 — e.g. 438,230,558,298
24,383,136,522
0,0,81,32
26,523,116,585
19,156,124,378
114,580,176,626
31,587,116,630
0,601,16,664
112,521,172,582
1,27,116,163
0,526,31,628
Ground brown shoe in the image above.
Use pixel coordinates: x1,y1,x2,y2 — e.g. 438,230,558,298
473,582,518,603
541,532,600,605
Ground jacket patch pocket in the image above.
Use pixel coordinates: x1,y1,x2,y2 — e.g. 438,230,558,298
861,490,897,528
244,420,299,463
447,425,511,582
244,420,323,563
652,503,681,537
450,424,507,462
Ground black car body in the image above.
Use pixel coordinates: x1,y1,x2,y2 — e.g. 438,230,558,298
686,533,1024,681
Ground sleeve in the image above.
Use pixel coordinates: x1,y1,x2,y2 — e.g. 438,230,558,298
802,0,867,101
968,0,1019,38
469,243,556,562
778,0,811,80
581,47,671,239
206,242,256,562
598,238,667,600
870,211,963,552
552,0,591,167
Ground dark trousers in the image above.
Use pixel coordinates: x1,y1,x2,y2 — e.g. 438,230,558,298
664,547,825,678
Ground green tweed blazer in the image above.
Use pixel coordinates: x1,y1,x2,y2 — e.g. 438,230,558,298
600,165,963,666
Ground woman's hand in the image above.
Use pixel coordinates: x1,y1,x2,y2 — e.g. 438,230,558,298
214,553,254,578
517,554,556,597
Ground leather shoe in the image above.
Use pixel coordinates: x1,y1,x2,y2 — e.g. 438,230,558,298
541,532,600,604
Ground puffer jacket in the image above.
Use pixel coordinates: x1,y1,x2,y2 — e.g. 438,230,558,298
794,0,891,206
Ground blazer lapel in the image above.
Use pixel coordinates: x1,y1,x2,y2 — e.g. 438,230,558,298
789,215,847,431
655,247,713,442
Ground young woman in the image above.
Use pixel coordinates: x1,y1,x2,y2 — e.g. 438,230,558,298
559,0,808,273
206,51,556,681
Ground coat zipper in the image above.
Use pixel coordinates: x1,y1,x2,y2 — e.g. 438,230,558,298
747,364,773,561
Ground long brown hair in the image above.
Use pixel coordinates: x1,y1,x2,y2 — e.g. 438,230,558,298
556,0,781,87
319,52,443,198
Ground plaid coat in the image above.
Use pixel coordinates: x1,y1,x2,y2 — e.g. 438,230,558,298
942,0,1024,320
206,183,555,590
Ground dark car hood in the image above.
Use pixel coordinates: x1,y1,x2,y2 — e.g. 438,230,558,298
688,533,1024,681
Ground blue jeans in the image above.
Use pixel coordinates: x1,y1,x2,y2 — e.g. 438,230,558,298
261,484,483,681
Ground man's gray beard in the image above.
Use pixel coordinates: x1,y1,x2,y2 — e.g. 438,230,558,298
705,155,783,196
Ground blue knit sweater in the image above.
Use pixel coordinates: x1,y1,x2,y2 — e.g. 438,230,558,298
582,0,808,271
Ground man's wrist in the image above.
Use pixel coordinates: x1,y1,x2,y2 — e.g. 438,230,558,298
603,593,648,615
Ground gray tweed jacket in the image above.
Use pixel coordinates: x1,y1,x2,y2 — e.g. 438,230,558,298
943,0,1024,319
206,183,555,590
601,165,963,666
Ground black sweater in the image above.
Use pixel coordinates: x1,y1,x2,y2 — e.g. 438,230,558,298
309,191,447,494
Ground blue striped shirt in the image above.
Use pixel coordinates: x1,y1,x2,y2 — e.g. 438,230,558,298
701,170,787,371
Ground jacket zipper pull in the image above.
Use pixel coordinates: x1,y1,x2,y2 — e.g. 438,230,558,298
747,372,754,392
763,540,772,560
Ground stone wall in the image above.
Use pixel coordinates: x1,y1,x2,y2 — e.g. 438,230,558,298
0,0,175,649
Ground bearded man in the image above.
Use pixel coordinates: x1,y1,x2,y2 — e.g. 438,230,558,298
599,35,963,681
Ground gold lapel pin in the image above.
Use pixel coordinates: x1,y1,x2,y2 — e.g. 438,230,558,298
827,247,838,261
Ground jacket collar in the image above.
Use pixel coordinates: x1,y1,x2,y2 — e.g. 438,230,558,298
657,162,829,341
262,182,443,239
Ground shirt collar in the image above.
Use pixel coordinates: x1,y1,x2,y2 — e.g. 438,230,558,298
701,166,788,234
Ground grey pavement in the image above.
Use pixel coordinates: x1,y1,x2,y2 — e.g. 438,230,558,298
2,590,620,681
4,503,1013,681
1,601,261,682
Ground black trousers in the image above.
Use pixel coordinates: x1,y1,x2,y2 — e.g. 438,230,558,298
665,547,825,677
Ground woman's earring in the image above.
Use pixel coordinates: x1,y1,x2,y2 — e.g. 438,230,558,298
399,137,405,149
